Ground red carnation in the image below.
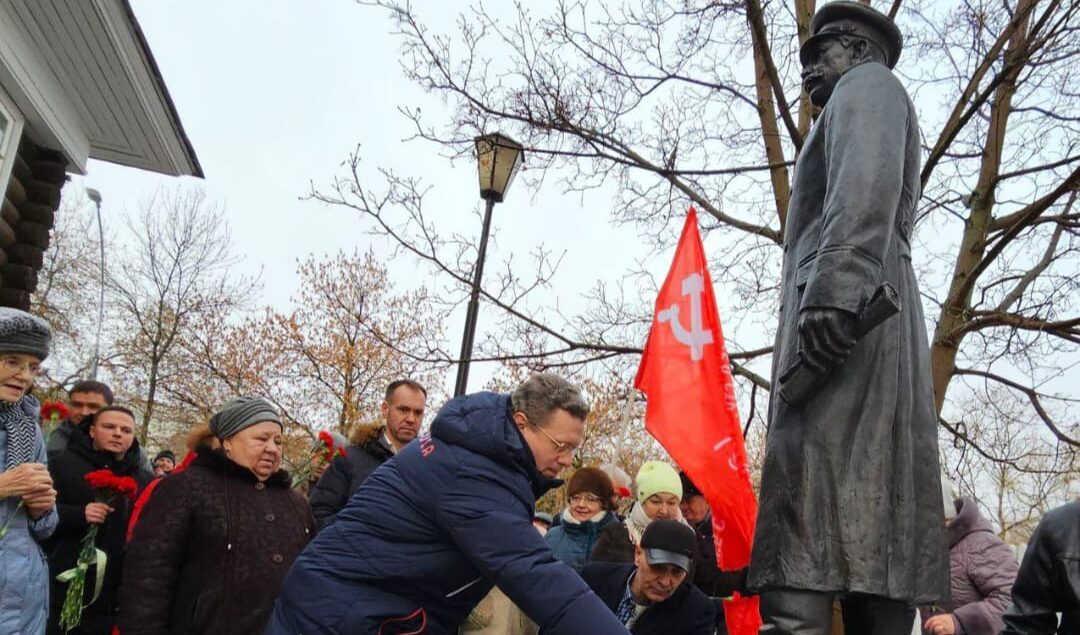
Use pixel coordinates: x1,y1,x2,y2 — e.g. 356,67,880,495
84,469,138,500
41,401,70,422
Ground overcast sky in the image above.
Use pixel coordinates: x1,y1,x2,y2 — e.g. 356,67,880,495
79,0,667,394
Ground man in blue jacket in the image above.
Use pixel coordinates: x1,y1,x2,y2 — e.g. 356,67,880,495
266,373,631,635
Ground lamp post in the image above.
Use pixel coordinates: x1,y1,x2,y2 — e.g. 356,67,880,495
453,133,524,397
86,187,105,380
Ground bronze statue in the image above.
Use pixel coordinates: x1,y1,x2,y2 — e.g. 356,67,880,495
748,3,949,633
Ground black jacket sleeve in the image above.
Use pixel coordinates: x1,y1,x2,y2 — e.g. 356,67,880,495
308,453,353,530
1001,503,1078,635
591,522,635,563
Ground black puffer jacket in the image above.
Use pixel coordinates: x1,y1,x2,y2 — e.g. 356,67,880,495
117,445,315,635
308,424,393,529
1002,500,1080,635
44,425,152,635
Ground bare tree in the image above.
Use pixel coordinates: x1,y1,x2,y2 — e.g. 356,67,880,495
172,250,443,470
30,187,107,386
943,387,1078,545
321,0,1078,464
106,187,256,444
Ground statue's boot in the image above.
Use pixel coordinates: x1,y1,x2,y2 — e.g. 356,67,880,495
759,589,832,635
759,590,916,635
841,593,916,635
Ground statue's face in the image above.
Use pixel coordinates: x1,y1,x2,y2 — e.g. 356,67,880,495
801,36,859,107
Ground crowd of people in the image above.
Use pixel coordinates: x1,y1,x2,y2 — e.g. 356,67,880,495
0,305,1076,635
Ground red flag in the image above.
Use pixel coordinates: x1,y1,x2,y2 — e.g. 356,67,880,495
634,207,761,634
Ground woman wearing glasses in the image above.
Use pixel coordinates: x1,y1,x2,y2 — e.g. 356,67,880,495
545,467,618,573
0,308,57,635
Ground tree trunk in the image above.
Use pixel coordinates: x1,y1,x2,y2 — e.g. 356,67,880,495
929,0,1032,414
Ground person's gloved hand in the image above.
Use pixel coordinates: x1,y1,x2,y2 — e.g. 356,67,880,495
798,308,858,373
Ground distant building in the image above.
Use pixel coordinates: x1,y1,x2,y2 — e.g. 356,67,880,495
0,0,201,309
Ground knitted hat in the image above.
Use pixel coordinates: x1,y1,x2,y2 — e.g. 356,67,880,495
153,450,176,464
636,460,683,503
0,307,51,361
209,396,283,439
567,467,615,505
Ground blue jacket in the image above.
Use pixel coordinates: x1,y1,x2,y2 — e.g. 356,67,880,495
0,396,58,635
267,392,630,635
546,509,616,572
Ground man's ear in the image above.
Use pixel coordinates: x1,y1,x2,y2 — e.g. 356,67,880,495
852,38,870,63
380,401,389,417
512,411,528,431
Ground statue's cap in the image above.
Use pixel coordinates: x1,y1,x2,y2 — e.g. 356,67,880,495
800,1,903,69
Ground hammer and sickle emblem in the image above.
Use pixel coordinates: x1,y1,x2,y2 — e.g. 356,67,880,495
657,272,714,361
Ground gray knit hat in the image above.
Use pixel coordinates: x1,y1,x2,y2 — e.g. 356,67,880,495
209,396,283,439
0,307,51,361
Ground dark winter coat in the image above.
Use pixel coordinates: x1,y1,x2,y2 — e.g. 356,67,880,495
117,446,315,635
919,497,1017,635
545,509,617,572
43,425,152,635
689,514,749,598
308,424,393,529
581,562,715,635
593,518,637,563
749,61,949,603
265,392,632,635
1002,500,1080,635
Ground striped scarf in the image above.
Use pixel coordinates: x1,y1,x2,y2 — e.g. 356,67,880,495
0,399,36,469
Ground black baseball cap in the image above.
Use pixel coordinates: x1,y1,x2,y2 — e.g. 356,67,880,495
640,519,696,572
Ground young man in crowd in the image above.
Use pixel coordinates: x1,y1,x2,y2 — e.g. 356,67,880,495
46,380,113,458
308,379,427,528
267,373,633,635
580,519,715,634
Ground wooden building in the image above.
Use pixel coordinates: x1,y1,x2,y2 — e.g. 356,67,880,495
0,0,201,309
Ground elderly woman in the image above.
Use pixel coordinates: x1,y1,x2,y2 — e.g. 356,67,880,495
44,406,152,635
545,467,618,572
0,309,58,634
118,397,315,635
591,460,684,563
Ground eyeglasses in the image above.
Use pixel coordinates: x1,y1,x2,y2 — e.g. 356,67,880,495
569,493,602,505
1,356,41,376
524,416,578,457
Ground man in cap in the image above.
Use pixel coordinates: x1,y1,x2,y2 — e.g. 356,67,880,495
581,519,714,634
749,2,948,633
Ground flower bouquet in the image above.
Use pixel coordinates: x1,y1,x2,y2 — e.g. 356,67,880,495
40,400,70,437
57,469,138,632
291,431,346,488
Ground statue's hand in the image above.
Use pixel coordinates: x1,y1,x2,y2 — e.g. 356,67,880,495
798,308,858,374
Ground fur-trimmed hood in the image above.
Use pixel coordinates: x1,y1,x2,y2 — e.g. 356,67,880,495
349,423,386,448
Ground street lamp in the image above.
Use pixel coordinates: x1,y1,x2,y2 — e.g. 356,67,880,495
453,133,524,397
86,187,105,380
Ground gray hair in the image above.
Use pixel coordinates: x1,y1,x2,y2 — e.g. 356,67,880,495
510,373,590,427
